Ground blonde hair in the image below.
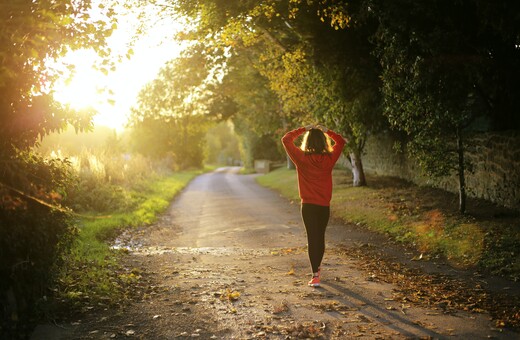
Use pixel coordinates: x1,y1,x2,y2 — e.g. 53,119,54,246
301,129,332,154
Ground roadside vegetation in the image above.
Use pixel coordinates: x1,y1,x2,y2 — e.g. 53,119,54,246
55,170,200,312
37,126,227,320
257,167,520,281
0,125,216,337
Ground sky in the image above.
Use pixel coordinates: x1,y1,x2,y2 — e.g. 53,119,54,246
52,3,186,131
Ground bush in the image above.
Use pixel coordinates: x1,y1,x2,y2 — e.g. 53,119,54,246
0,152,76,338
65,151,160,213
0,145,188,338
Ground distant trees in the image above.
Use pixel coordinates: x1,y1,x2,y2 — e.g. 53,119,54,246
128,50,210,168
206,51,286,168
205,121,242,165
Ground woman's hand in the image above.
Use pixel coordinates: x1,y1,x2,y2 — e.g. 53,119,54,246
316,124,328,133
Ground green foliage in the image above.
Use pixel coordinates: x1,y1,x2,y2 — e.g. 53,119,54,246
255,0,384,146
370,0,520,212
373,3,518,162
0,2,115,335
0,152,76,337
374,0,473,174
129,54,211,169
251,134,285,162
64,150,157,213
69,176,133,213
129,115,208,169
205,121,242,165
0,0,116,151
206,51,286,167
168,0,386,183
167,0,520,193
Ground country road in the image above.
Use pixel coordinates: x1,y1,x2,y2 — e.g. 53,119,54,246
33,167,518,339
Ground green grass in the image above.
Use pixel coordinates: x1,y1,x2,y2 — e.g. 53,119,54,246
56,170,201,307
257,167,412,240
256,166,299,200
256,167,520,280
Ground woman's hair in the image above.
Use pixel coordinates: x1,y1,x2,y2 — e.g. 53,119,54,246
301,128,332,154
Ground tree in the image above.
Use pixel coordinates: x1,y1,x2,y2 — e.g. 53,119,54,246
209,51,289,168
0,1,116,335
0,1,116,150
128,49,210,169
167,0,386,186
372,0,520,213
1,0,117,209
205,121,241,165
254,0,384,186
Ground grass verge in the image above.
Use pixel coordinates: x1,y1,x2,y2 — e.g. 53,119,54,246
256,167,520,281
53,170,201,312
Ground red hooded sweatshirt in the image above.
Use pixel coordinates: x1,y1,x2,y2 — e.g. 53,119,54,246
281,127,346,207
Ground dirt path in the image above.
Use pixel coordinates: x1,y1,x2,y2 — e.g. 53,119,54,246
32,167,519,339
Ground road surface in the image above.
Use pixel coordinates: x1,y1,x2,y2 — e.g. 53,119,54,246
32,167,517,339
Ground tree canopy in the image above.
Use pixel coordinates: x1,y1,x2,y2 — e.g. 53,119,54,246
155,0,519,210
0,0,117,150
2,0,520,334
372,0,520,212
163,0,389,184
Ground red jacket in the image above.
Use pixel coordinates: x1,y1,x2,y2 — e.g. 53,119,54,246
281,127,346,206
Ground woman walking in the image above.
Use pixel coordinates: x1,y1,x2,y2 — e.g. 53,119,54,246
281,124,346,287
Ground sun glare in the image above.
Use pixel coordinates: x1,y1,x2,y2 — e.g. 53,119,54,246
53,50,107,110
51,4,186,131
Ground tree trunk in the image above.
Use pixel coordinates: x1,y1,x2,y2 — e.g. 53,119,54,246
456,127,466,214
350,149,367,187
181,117,189,169
286,155,295,169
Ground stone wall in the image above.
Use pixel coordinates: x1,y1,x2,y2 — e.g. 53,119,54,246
359,131,520,211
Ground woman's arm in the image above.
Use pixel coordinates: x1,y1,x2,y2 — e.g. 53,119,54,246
281,127,306,165
324,128,347,163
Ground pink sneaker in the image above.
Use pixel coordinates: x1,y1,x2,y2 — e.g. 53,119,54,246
308,276,320,287
308,268,321,287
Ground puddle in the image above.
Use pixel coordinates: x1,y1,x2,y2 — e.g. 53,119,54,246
139,246,271,256
112,241,272,256
112,230,306,257
111,229,144,252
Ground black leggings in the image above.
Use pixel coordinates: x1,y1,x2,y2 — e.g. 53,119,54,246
301,203,330,273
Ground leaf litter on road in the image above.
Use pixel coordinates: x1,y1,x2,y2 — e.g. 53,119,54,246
335,243,520,330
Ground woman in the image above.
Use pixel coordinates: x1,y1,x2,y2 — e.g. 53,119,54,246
281,124,346,287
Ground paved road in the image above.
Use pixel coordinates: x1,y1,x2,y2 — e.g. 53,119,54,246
149,167,306,250
132,167,514,339
32,167,518,339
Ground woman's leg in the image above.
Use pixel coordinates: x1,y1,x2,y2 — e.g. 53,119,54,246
301,203,330,274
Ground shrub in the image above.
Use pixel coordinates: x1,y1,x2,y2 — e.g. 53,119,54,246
0,152,76,338
64,150,160,213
